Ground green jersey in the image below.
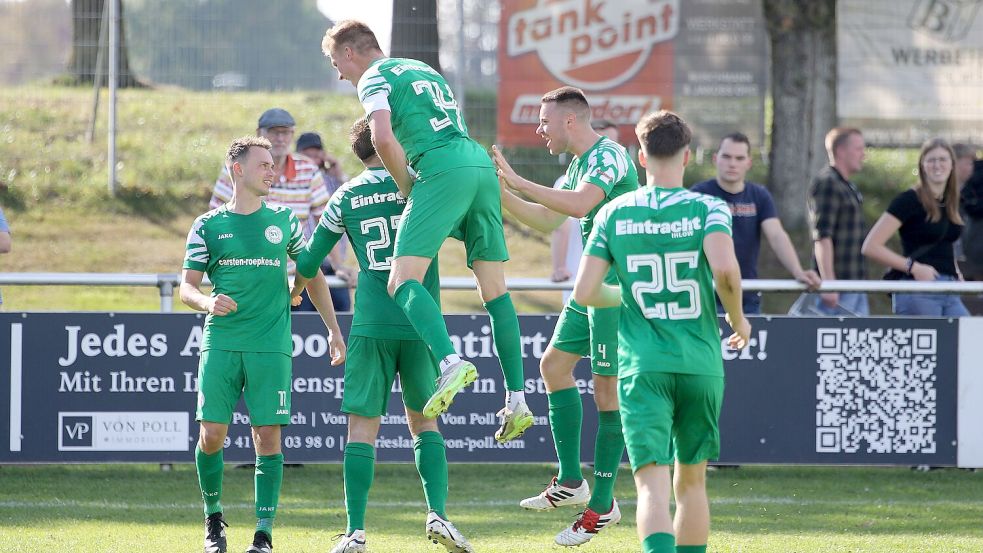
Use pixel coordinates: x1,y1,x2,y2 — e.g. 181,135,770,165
562,136,639,245
585,187,733,378
357,57,492,179
183,203,305,355
295,168,440,340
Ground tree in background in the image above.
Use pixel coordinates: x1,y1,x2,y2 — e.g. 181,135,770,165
763,0,837,230
391,0,441,73
125,0,332,90
67,0,142,87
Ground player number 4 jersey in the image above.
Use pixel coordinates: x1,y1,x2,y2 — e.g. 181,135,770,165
183,203,305,355
586,187,733,378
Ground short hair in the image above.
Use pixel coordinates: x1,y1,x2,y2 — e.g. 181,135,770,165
591,119,617,132
322,20,382,55
952,143,978,160
825,127,862,159
718,132,751,154
635,110,692,158
226,136,271,166
350,118,376,161
541,86,591,118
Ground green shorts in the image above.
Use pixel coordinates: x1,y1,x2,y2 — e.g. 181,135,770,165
619,372,724,471
548,299,619,376
342,336,440,417
196,349,292,426
393,164,509,268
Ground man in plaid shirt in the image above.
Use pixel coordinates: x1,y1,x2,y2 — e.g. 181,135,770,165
806,127,868,316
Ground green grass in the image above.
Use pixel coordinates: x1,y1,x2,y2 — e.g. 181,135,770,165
0,464,980,552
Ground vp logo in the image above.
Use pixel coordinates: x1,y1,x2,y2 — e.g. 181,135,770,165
908,0,982,42
61,415,93,448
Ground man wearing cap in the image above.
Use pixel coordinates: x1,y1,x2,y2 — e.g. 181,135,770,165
297,131,353,312
209,108,331,311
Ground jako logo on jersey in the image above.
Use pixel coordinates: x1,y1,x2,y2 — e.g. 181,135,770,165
265,225,283,244
217,233,233,240
616,216,702,238
506,0,679,91
351,191,405,210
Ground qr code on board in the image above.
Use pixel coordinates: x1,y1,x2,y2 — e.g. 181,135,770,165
815,328,937,454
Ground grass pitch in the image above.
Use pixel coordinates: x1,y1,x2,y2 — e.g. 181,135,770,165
1,463,981,552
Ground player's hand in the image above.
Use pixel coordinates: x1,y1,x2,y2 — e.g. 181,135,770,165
795,269,822,291
491,146,520,189
551,267,572,282
290,294,304,307
820,291,839,308
328,330,346,366
209,294,237,316
724,312,751,350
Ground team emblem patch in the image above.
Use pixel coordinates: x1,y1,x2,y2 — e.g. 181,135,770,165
264,225,283,244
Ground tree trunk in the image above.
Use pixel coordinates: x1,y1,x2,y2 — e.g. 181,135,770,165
67,0,142,87
763,0,836,231
390,0,442,73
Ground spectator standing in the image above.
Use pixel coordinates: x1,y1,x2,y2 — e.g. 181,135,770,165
209,108,331,312
803,127,868,316
954,144,983,280
550,120,620,303
0,205,10,307
692,133,820,314
297,131,353,311
862,138,968,316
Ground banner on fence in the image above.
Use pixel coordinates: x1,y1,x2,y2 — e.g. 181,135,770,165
0,313,961,465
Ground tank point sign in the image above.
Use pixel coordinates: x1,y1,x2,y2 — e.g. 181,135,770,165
497,0,768,149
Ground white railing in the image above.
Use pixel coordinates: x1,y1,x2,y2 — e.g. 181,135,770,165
1,272,982,312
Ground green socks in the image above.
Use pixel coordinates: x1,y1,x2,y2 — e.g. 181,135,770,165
414,431,449,518
642,532,675,553
393,280,457,361
484,293,525,392
254,453,283,538
587,410,624,513
195,444,224,516
548,387,584,485
343,442,376,533
677,546,708,553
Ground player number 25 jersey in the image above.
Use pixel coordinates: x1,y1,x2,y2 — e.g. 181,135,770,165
586,187,732,378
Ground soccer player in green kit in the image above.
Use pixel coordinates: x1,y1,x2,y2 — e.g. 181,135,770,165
290,119,474,553
321,21,532,442
491,86,637,547
181,136,346,553
574,111,751,553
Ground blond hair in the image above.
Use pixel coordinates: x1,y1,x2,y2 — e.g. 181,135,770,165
226,136,271,166
322,20,382,55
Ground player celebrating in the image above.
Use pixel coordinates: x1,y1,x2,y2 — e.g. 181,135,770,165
321,21,532,441
573,111,750,553
291,119,474,553
492,86,638,546
181,136,346,553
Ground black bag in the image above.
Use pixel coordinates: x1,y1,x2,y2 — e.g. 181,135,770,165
882,268,910,281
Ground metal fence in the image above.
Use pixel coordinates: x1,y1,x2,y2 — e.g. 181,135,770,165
2,272,982,312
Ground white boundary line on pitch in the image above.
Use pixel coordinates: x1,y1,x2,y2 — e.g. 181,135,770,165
1,496,980,511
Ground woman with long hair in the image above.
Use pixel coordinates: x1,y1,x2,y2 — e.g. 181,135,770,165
861,138,969,316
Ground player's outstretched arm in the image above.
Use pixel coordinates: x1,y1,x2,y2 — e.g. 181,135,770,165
180,269,236,316
305,269,347,366
492,145,605,219
369,111,414,197
573,254,620,308
704,232,749,349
